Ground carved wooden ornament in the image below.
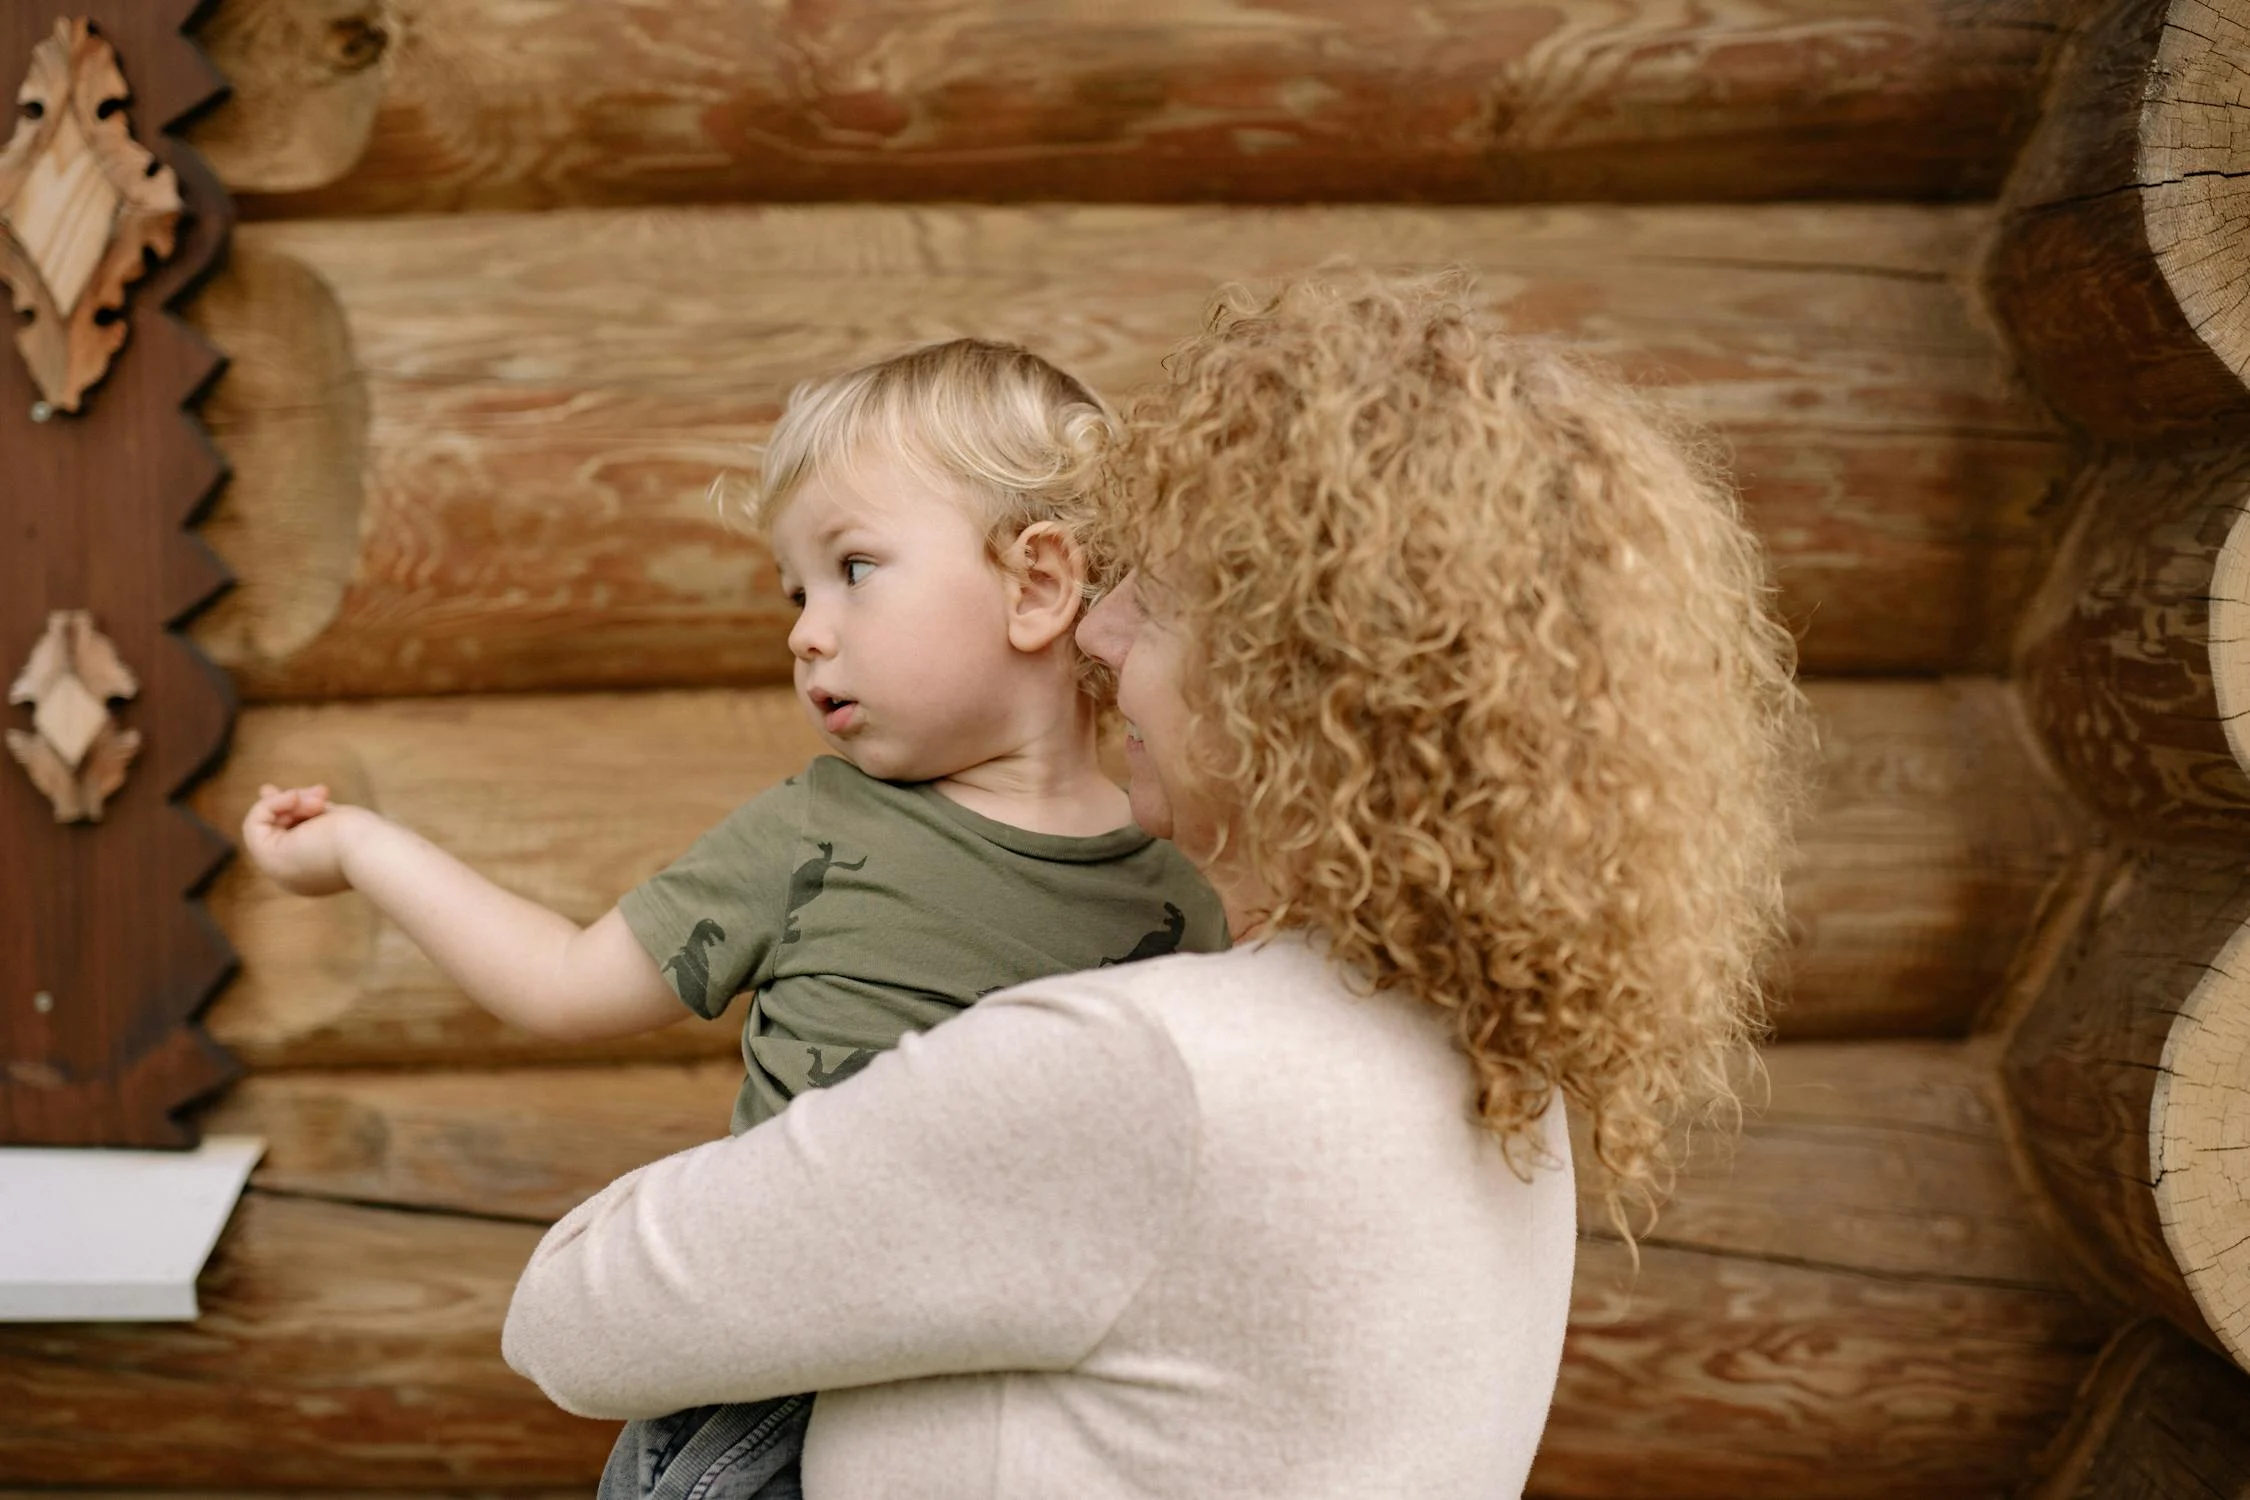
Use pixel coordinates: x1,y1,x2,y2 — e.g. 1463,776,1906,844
0,16,182,417
6,609,141,822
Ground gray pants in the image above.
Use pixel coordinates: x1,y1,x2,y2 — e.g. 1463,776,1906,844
598,1394,812,1500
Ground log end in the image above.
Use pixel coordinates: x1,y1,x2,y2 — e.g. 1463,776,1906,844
2155,926,2250,1370
185,242,367,681
187,0,390,194
1987,0,2250,438
2144,4,2250,408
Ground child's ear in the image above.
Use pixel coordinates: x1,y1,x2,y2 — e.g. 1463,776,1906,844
1003,522,1090,654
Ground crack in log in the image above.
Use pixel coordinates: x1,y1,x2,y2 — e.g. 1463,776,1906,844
1626,254,1954,284
1577,1226,2070,1295
244,1183,556,1230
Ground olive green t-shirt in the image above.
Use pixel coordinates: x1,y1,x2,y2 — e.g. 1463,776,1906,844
620,755,1229,1135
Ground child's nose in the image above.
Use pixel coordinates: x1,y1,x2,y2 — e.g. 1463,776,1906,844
788,607,833,661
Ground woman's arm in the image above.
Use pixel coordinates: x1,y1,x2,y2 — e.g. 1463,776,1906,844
502,980,1200,1418
243,787,682,1041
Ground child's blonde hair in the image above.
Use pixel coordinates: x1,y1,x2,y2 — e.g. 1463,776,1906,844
743,339,1115,565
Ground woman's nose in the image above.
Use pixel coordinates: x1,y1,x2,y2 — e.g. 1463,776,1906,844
1076,576,1140,667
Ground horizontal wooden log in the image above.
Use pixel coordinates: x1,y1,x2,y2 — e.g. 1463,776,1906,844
179,203,2068,700
185,0,2073,213
0,1194,616,1486
1985,0,2250,438
1540,1041,2106,1494
0,1042,2093,1489
184,678,2077,1070
207,1043,2070,1283
2001,845,2250,1370
2014,443,2250,845
2024,1320,2250,1499
1779,677,2078,1038
1540,1247,2098,1499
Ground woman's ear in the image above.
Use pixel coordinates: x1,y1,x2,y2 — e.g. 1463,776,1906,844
1003,522,1090,654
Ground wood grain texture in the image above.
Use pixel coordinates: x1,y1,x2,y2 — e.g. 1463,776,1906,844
1985,0,2250,439
205,1042,2071,1277
178,202,2067,700
0,1042,2095,1489
2002,846,2250,1368
183,0,2071,213
187,238,368,678
0,1193,618,1486
2015,443,2250,846
1540,1242,2100,1499
1540,1041,2106,1494
184,678,2076,1071
0,17,186,414
1781,677,2078,1038
2024,1320,2250,1500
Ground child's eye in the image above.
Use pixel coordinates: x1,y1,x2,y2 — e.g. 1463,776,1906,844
784,585,805,608
844,558,875,586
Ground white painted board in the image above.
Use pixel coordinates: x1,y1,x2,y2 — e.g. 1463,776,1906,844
0,1134,264,1321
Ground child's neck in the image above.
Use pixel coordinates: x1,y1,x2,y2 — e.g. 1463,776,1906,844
931,700,1131,839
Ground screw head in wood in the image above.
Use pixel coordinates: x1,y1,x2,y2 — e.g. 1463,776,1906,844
32,990,53,1013
29,400,51,422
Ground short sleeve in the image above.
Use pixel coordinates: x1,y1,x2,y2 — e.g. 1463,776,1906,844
618,777,802,1019
501,978,1200,1418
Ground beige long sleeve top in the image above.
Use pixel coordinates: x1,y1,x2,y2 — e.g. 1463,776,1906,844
503,935,1577,1500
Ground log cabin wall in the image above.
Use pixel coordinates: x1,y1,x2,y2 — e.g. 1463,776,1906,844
17,0,2249,1492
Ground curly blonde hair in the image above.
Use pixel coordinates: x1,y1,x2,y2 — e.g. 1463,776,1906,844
1093,273,1808,1221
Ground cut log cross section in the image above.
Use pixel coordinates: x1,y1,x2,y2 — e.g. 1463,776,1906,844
1989,0,2250,1381
1987,0,2250,437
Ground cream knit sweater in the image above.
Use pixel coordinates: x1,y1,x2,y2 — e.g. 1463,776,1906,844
504,935,1576,1499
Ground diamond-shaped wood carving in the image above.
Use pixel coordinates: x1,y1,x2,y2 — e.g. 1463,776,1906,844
7,609,142,823
0,16,183,417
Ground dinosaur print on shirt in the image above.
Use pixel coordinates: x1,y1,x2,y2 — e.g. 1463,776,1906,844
662,918,728,1010
782,842,866,944
1102,903,1187,967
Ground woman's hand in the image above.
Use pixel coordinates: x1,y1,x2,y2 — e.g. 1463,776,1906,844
242,783,368,897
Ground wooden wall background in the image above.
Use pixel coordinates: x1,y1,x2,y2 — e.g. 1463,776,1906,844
6,0,2250,1493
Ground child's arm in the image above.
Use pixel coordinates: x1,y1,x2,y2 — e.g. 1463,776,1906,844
243,784,684,1042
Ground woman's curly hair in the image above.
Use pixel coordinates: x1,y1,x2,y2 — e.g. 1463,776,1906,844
1092,272,1810,1223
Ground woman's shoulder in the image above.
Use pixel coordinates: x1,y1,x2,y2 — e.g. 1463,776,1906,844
991,936,1458,1103
988,935,1340,1021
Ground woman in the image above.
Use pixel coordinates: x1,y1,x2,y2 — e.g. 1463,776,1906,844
503,274,1805,1498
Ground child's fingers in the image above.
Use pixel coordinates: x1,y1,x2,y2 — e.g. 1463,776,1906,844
246,786,326,833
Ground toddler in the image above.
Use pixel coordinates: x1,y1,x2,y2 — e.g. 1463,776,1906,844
243,339,1227,1500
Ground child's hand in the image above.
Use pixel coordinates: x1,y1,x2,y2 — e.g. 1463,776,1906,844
242,783,361,897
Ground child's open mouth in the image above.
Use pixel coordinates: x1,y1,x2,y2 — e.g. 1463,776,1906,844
810,689,859,734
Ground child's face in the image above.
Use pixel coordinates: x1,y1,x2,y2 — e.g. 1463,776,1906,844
770,453,1025,782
